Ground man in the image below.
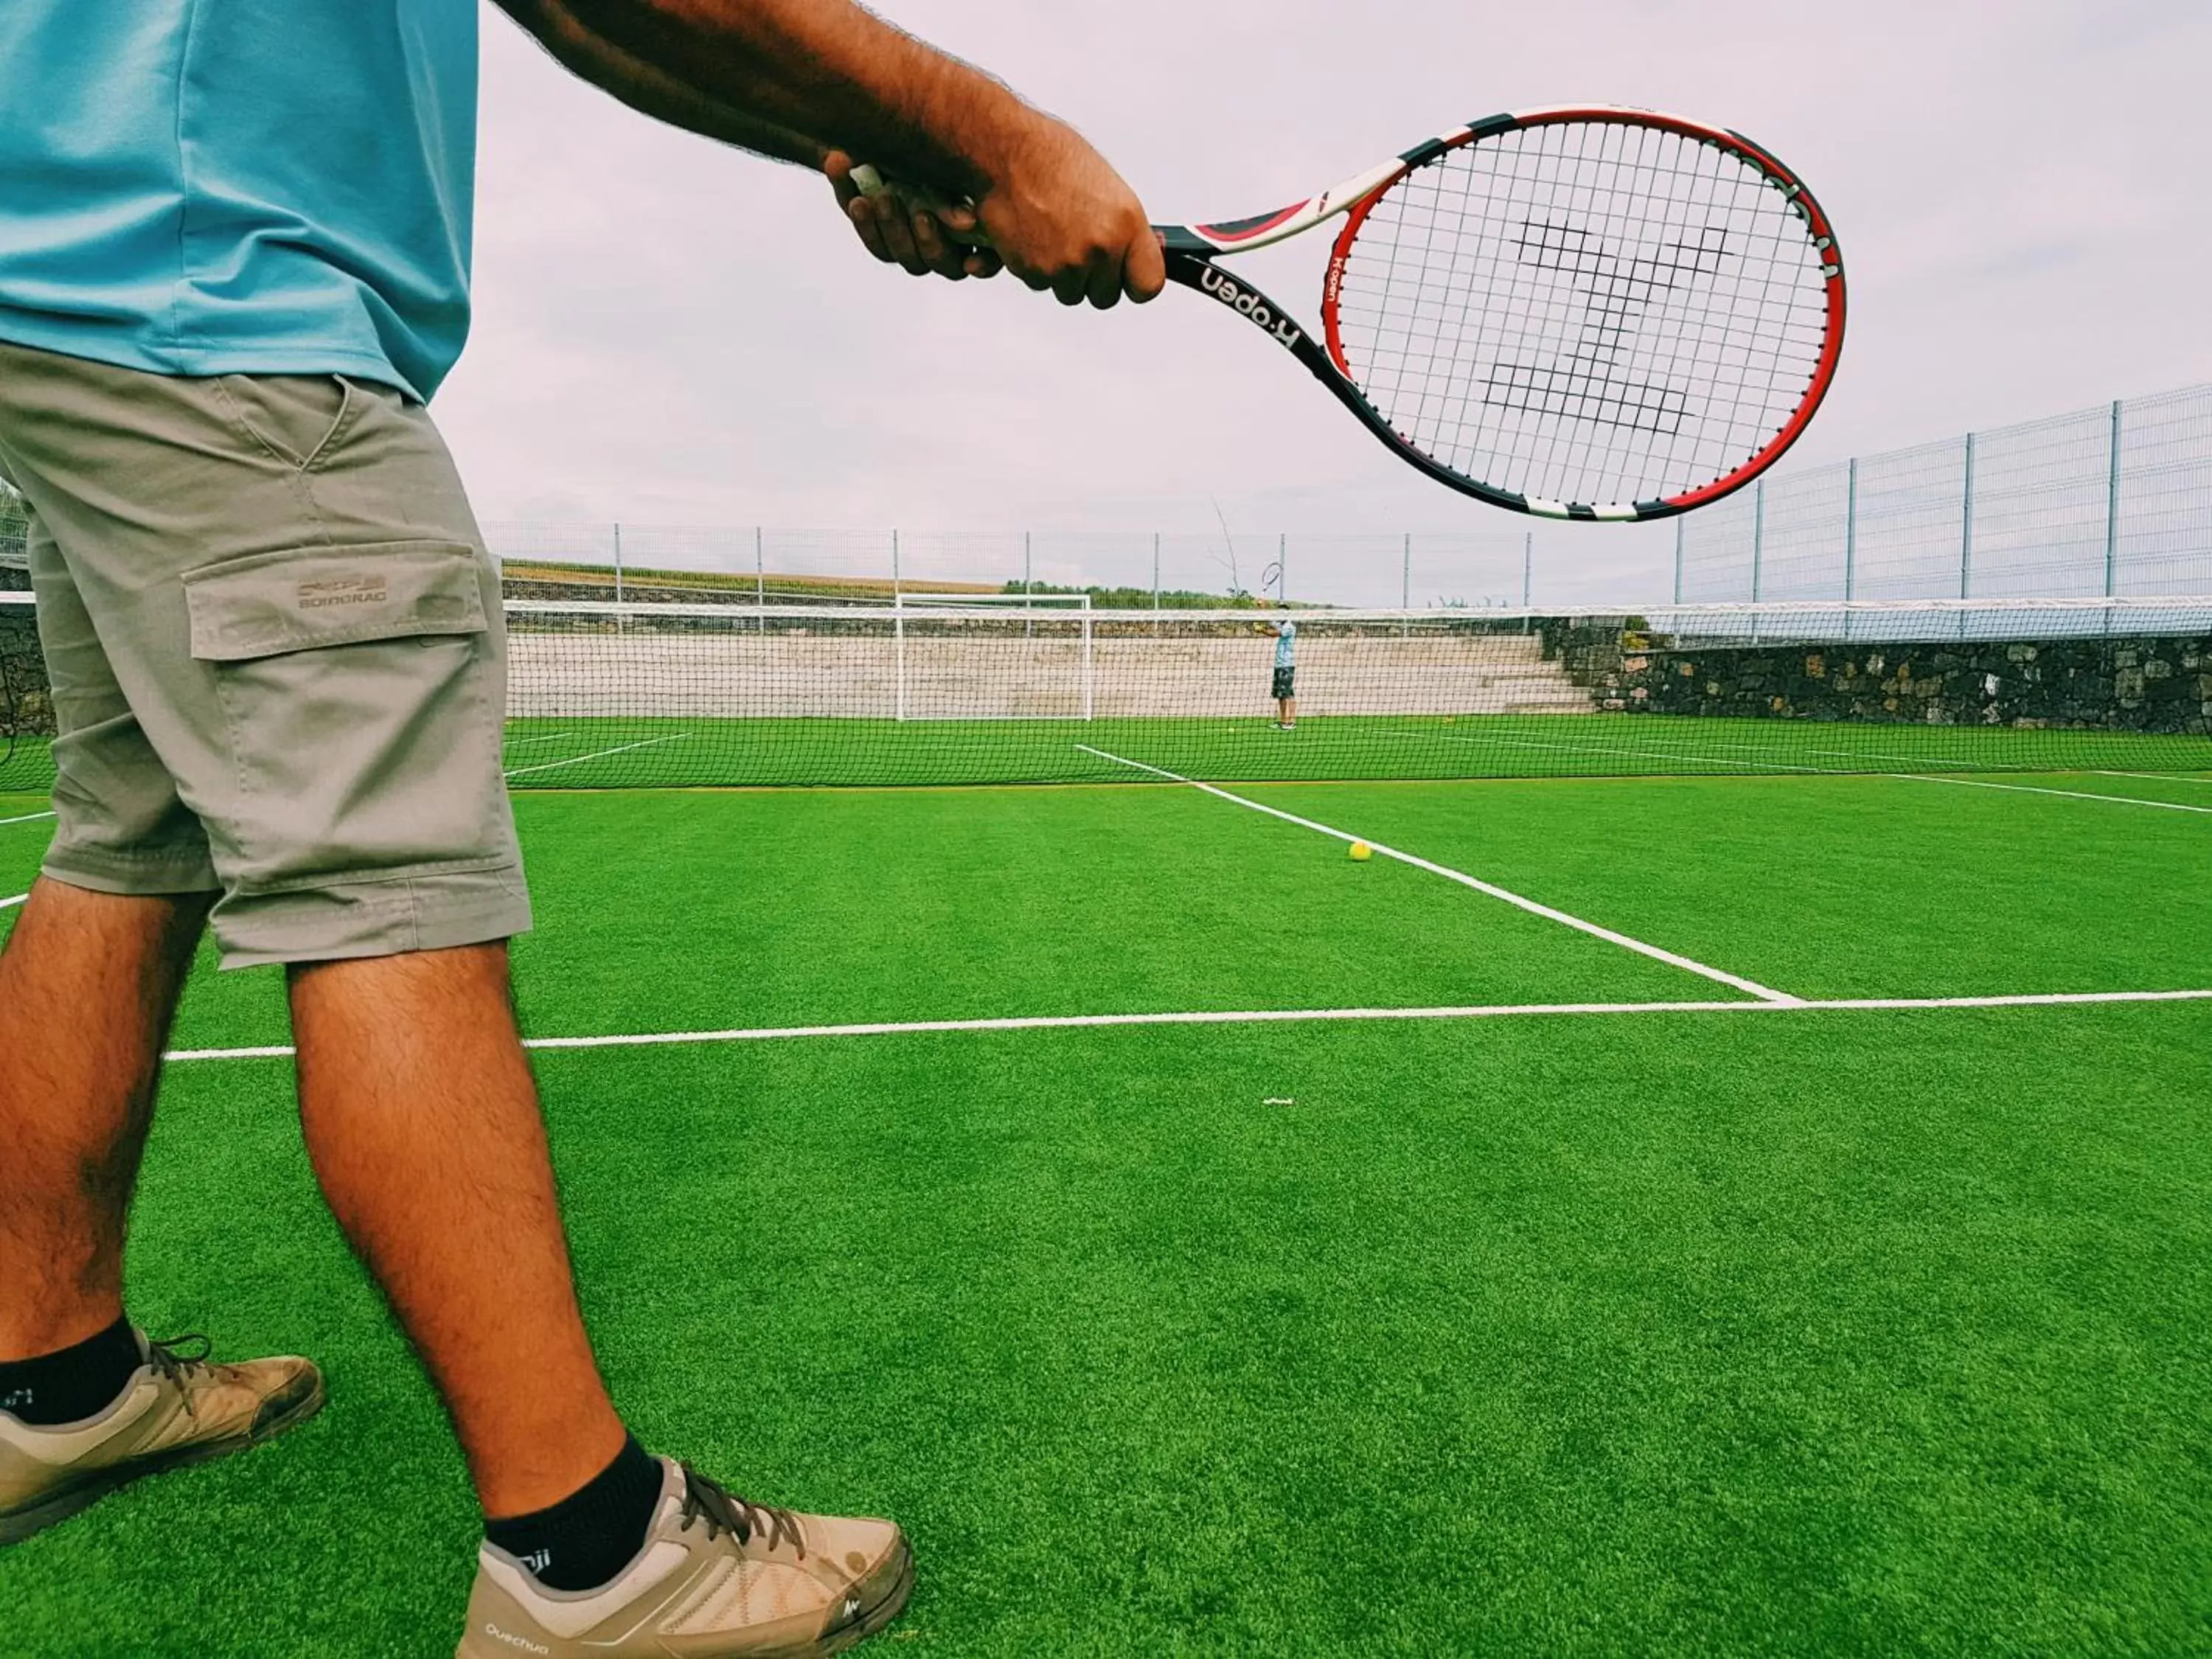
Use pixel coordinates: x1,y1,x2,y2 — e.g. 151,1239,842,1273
0,2,1162,1654
1268,613,1298,729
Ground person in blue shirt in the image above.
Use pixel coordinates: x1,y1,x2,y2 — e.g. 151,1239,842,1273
1269,614,1299,729
0,4,1162,1653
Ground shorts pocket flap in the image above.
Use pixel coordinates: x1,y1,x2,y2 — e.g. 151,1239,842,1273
184,541,487,661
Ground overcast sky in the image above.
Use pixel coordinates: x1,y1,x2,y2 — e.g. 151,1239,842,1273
436,0,2212,599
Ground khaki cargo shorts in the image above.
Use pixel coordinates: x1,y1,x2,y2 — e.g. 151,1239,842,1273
0,340,530,967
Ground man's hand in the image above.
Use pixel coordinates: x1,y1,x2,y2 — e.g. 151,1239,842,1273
826,151,1001,282
829,121,1164,308
975,119,1164,309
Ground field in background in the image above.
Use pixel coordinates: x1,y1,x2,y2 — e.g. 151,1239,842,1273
1,760,2208,1657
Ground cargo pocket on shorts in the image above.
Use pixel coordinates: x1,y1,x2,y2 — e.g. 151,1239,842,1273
182,541,505,887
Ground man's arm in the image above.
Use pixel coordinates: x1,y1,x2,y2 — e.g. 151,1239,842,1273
491,0,1161,306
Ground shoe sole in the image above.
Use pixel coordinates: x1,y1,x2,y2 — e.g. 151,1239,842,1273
0,1370,326,1547
823,1535,914,1656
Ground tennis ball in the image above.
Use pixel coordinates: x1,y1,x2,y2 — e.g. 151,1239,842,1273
1349,841,1374,861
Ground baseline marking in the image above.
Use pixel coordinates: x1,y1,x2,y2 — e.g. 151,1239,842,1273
0,810,56,827
160,987,2212,1063
504,734,687,779
1076,743,1799,1004
1902,775,2212,814
1,892,25,912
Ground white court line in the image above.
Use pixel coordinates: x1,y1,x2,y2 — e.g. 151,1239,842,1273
1,891,25,912
504,734,686,779
1075,743,1800,1004
1447,733,1826,773
2095,770,2212,787
1902,775,2212,814
159,987,2212,1063
0,810,56,827
502,731,577,748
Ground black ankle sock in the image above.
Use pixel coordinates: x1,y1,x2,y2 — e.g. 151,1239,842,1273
0,1317,142,1426
485,1434,664,1593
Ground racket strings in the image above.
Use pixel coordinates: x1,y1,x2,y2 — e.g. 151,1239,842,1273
1330,120,1833,509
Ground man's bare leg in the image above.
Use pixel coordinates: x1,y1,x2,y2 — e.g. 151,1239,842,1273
0,879,209,1362
288,943,625,1518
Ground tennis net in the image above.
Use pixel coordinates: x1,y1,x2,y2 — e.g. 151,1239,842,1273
4,591,2210,791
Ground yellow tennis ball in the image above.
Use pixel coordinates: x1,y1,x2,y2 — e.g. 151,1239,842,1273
1349,841,1374,861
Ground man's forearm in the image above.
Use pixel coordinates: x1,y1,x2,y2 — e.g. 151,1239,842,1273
497,0,830,164
510,0,1040,194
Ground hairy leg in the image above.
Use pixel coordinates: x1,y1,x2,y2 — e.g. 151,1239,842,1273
0,879,211,1360
288,943,625,1517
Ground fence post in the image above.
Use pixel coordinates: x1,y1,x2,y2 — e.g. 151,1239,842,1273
1521,532,1532,608
1960,431,1976,602
1401,532,1411,636
1279,531,1287,604
1843,458,1858,604
1023,529,1033,639
2104,399,2124,600
754,524,765,632
1151,532,1161,636
612,522,624,603
891,527,900,597
1750,480,1765,602
1672,517,1683,605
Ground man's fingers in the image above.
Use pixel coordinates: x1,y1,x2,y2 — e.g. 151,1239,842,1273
824,150,860,208
872,194,929,274
844,195,894,264
1124,228,1168,304
964,248,1004,279
1085,248,1124,310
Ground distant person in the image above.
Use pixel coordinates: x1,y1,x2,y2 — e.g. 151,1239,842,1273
1269,613,1298,728
0,1,1162,1655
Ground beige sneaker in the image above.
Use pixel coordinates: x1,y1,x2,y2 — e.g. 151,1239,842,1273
456,1458,913,1658
0,1329,324,1545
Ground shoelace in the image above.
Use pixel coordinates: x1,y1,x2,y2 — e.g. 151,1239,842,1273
677,1466,806,1558
145,1334,214,1420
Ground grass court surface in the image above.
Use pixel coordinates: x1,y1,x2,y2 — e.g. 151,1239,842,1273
1,749,2208,1656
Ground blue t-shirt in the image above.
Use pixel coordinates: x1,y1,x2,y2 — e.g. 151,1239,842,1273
0,0,478,401
1275,620,1297,669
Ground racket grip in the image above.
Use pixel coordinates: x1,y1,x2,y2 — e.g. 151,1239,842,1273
847,164,994,248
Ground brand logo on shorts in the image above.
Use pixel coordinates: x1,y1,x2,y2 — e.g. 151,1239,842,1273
518,1548,552,1576
482,1625,549,1655
0,1388,32,1413
296,575,389,610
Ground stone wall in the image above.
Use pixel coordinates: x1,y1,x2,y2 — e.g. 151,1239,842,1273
1569,631,2212,735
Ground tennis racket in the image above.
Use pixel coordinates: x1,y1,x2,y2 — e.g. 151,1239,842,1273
852,105,1844,522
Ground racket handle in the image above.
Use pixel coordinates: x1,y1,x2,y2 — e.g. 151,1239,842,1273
847,164,995,248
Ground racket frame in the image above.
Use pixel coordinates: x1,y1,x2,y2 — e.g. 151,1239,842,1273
1158,105,1846,521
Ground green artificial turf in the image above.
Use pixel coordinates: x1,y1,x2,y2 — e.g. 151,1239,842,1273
0,775,2208,1656
7,713,2211,797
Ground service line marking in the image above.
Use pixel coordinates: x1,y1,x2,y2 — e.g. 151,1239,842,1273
0,891,26,912
504,734,687,779
502,731,577,748
1075,744,1799,1004
160,987,2212,1063
1902,775,2212,814
0,811,56,827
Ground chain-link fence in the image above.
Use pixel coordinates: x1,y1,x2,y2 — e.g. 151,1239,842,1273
1676,384,2212,603
481,522,1550,611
